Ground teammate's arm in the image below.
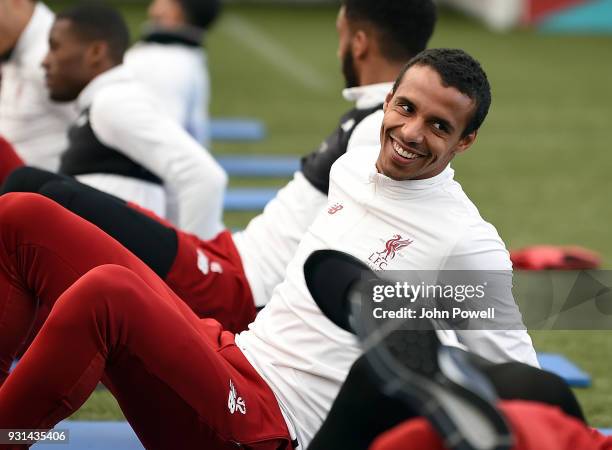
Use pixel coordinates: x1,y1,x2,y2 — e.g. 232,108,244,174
89,86,227,239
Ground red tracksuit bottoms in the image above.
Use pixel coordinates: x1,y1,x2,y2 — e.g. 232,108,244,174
0,193,291,449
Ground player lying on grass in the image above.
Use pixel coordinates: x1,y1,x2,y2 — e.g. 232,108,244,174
2,0,437,315
0,49,536,449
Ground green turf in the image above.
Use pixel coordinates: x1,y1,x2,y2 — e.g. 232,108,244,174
46,2,612,428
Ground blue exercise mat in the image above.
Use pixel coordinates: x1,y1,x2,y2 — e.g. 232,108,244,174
33,421,142,449
537,352,591,387
539,0,612,34
217,155,299,177
224,188,277,211
210,119,266,141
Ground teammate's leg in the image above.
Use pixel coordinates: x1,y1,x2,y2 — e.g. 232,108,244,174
309,353,584,450
3,167,257,330
1,165,61,195
39,180,256,332
40,179,178,277
0,265,292,450
0,136,24,186
369,401,608,450
2,167,178,276
0,193,158,383
0,193,245,384
477,359,586,422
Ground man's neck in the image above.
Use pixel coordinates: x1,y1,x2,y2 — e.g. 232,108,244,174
358,58,405,86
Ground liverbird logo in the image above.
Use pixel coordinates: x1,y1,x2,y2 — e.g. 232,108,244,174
379,235,413,261
368,234,414,270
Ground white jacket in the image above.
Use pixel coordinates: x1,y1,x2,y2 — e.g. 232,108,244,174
125,40,210,145
236,147,538,448
70,65,226,239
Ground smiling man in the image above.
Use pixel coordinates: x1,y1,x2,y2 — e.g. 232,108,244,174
377,54,485,181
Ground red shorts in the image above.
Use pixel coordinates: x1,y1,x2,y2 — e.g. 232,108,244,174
128,201,257,333
166,229,256,334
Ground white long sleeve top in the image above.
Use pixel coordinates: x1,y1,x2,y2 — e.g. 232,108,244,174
68,64,226,239
236,146,538,448
125,41,210,145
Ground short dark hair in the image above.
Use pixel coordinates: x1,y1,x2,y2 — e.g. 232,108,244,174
56,4,130,63
178,0,222,30
342,0,436,62
392,48,492,137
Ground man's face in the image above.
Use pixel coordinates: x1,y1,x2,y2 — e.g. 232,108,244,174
336,6,358,89
42,19,93,102
148,0,187,28
377,64,478,181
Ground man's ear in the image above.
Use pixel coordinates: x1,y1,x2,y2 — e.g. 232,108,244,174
351,29,369,61
454,130,478,155
86,41,108,66
383,90,394,112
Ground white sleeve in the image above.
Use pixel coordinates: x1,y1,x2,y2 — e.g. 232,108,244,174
125,45,210,145
89,85,227,239
443,224,540,367
125,46,188,126
234,172,327,306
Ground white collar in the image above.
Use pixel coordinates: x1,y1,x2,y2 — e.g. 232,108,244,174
77,64,132,110
368,164,455,196
11,2,54,64
342,82,393,109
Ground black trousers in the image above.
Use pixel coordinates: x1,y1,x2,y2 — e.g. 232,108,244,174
2,166,178,277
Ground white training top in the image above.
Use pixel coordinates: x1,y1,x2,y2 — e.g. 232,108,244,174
0,2,76,171
232,83,391,307
125,42,210,145
236,146,538,448
73,64,226,239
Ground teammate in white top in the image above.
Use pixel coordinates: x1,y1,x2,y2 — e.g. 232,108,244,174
42,4,226,239
126,0,220,145
0,0,76,171
0,0,220,173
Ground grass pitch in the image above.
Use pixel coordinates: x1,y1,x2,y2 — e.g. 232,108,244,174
46,1,612,427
